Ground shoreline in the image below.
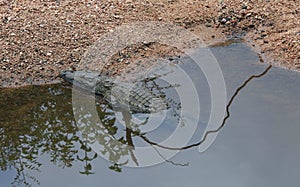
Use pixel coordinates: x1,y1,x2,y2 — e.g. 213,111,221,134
0,0,299,88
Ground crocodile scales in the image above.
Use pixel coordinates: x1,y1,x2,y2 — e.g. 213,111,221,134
60,70,168,113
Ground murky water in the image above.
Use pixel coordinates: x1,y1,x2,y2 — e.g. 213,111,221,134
1,41,300,187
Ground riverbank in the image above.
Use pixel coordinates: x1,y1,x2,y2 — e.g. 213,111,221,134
0,0,299,87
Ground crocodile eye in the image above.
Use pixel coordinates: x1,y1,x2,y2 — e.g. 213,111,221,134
102,79,112,87
82,74,91,81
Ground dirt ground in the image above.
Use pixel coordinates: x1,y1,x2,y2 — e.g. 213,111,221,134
0,0,299,87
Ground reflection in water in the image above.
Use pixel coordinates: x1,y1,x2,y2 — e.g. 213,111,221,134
0,85,77,186
0,84,125,185
0,63,272,186
70,71,185,168
0,72,183,186
139,65,273,150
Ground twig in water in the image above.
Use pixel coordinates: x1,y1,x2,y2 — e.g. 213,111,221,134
138,65,272,151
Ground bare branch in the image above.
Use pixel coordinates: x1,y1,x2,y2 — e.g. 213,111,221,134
138,65,272,151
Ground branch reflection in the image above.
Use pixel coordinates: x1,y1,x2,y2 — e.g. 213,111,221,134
0,64,272,186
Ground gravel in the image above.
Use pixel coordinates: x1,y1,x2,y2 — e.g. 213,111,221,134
0,0,299,87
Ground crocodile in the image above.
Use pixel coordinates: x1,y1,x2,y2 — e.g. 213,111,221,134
60,70,168,113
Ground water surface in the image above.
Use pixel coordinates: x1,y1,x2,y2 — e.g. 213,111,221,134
1,41,300,187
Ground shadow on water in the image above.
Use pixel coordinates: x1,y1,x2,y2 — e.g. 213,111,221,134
1,40,299,187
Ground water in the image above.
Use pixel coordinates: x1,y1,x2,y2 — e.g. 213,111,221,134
1,41,300,187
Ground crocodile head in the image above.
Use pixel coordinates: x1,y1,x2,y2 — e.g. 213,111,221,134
60,70,75,83
60,70,101,89
60,70,115,92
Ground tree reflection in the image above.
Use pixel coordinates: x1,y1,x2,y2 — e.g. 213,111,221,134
0,85,79,186
0,79,181,186
0,64,272,186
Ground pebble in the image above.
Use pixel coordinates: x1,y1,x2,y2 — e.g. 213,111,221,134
261,34,267,37
205,23,212,27
3,58,9,62
113,15,123,19
26,78,32,83
117,58,124,62
246,13,252,17
220,18,227,24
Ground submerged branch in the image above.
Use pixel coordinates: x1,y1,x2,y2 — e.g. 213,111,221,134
151,145,189,167
139,65,272,151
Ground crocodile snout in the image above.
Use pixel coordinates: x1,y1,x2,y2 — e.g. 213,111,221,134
60,70,75,82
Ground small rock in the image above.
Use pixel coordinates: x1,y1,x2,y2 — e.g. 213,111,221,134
205,23,212,27
66,20,72,24
3,58,9,62
58,61,64,65
26,78,32,83
220,18,227,24
246,13,252,17
113,15,120,19
239,9,246,15
117,58,124,62
255,15,262,20
261,34,267,37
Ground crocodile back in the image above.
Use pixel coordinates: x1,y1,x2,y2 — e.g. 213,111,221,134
61,70,168,113
110,81,168,113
